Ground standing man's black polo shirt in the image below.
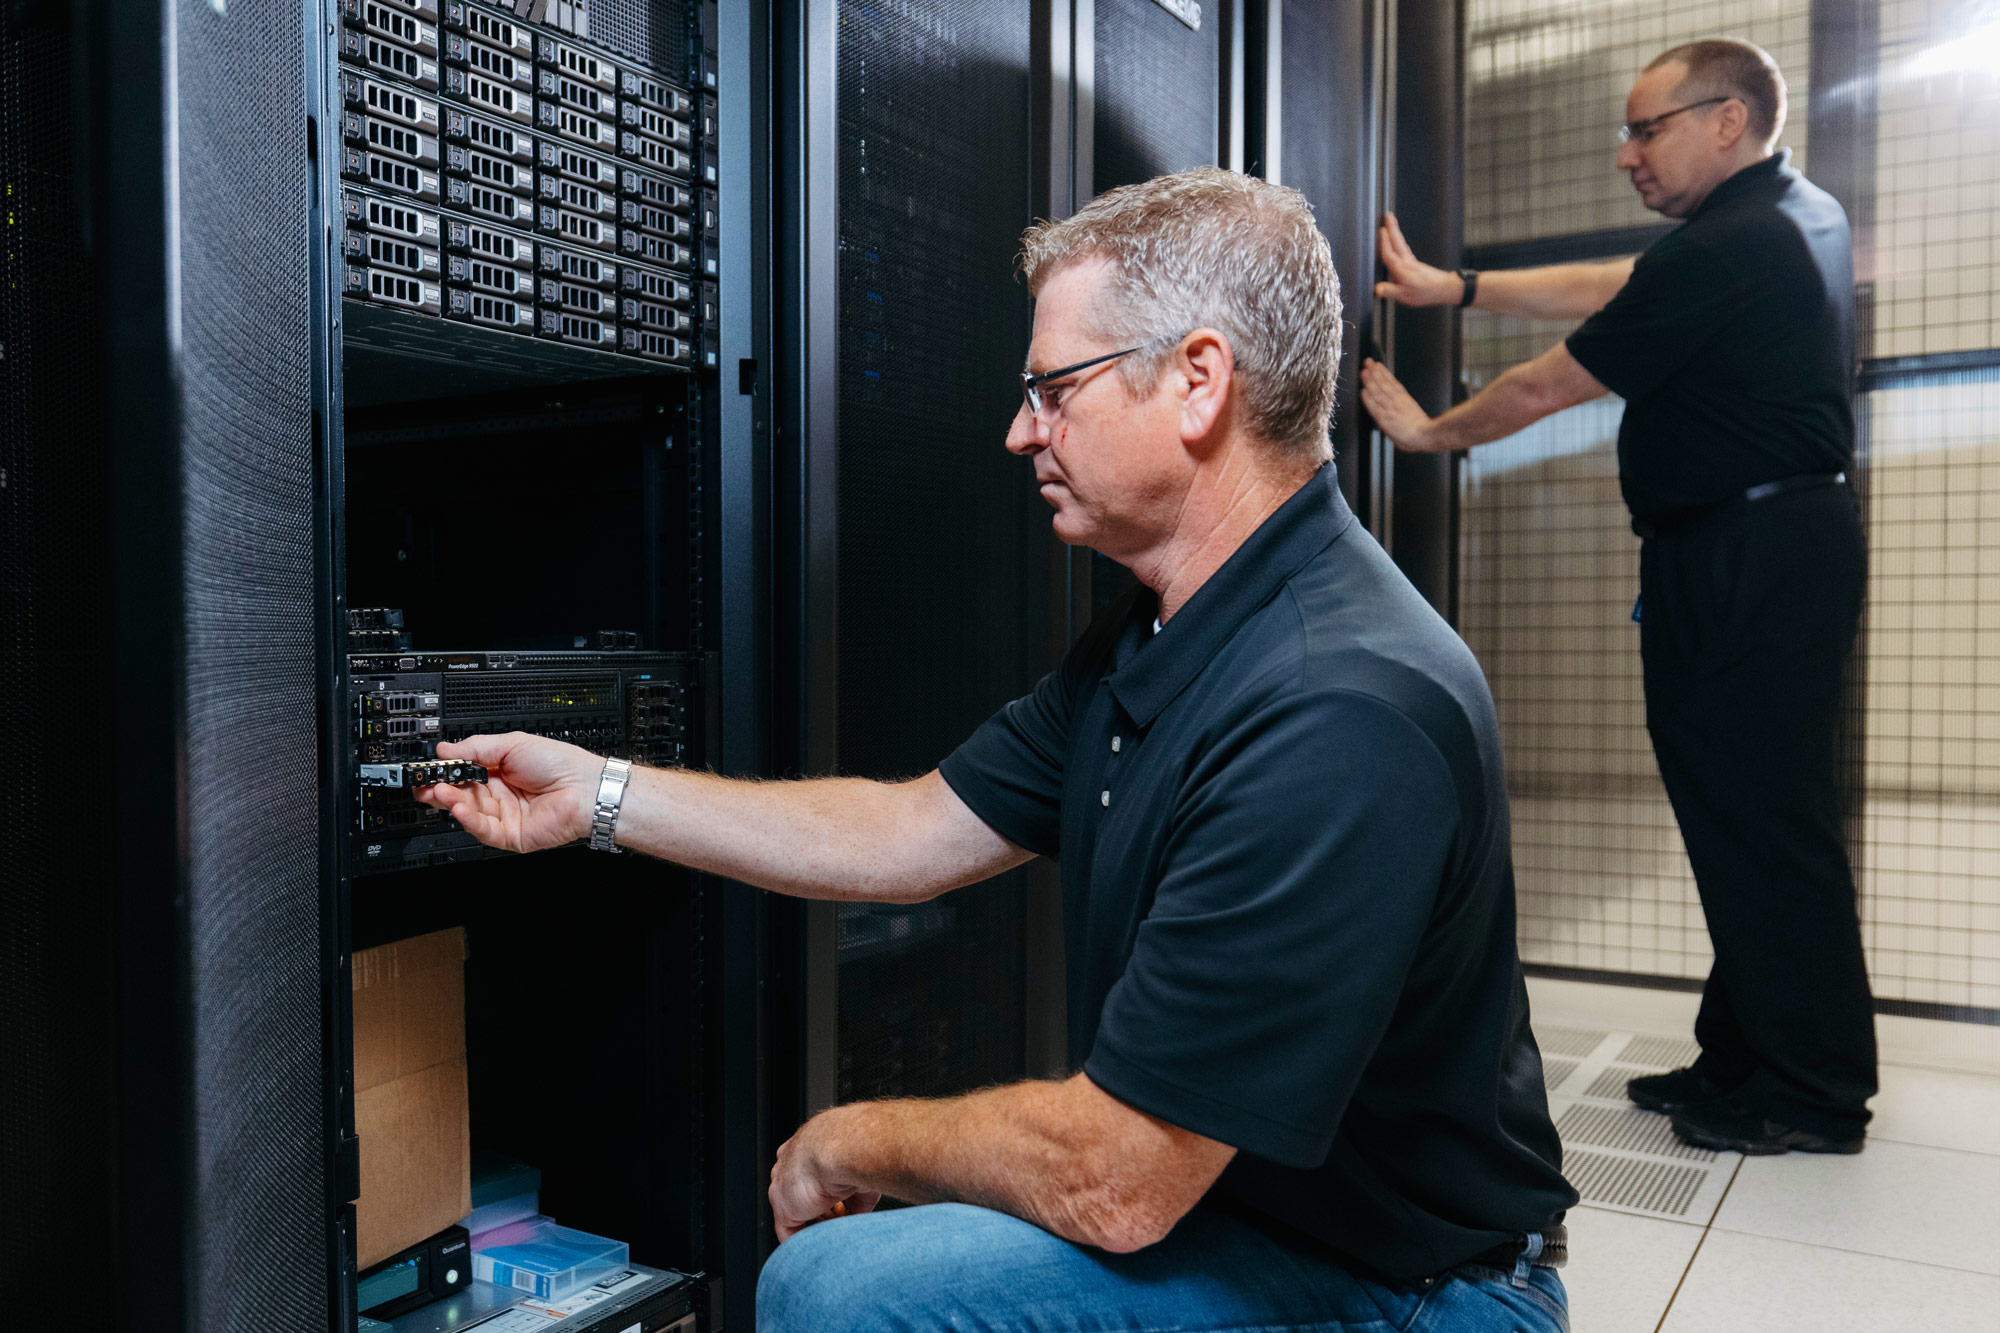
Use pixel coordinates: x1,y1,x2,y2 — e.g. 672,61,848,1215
938,467,1576,1281
1566,149,1855,519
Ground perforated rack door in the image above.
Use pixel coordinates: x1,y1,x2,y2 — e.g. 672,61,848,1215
1093,0,1221,194
828,0,1045,1104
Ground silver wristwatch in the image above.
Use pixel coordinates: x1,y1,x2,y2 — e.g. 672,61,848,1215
589,757,633,852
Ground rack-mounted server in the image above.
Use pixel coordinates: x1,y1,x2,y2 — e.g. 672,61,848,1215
335,0,709,367
349,650,704,875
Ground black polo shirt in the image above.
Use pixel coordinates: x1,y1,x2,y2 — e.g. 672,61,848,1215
938,467,1576,1281
1566,149,1855,519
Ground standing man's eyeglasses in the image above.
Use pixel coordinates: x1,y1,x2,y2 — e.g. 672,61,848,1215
1019,346,1144,418
1617,96,1732,146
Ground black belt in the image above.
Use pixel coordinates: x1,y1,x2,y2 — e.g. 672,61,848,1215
1631,471,1847,541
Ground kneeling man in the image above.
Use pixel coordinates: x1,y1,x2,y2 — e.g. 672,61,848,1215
420,167,1577,1333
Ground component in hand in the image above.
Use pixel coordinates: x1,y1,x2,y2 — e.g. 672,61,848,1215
358,760,489,789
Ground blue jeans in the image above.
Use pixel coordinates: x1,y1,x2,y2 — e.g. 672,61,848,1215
756,1203,1568,1332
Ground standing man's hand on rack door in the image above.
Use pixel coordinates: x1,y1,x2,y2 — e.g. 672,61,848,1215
414,733,600,853
1374,211,1465,307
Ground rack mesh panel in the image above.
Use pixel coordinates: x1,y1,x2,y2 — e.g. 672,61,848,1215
1870,0,2000,358
832,0,1040,1097
0,16,119,1275
178,0,329,1325
1465,0,1811,249
586,0,692,80
1093,0,1219,193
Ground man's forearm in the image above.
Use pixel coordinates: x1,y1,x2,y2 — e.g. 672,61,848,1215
613,767,1026,902
803,1077,1216,1253
1475,259,1633,321
1421,363,1567,452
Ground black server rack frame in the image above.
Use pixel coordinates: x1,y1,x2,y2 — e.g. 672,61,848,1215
316,1,729,1328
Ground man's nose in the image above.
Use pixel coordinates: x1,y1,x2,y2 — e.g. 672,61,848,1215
1616,139,1643,172
1005,404,1045,455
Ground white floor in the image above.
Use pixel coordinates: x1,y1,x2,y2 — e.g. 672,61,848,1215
1526,978,2000,1333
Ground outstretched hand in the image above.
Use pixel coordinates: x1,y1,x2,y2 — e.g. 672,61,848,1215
413,732,604,854
1359,358,1442,453
1374,212,1463,308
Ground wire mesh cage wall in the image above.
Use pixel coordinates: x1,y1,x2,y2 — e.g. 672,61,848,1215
1460,0,2000,1016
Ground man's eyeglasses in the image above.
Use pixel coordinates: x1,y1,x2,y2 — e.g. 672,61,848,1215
1618,96,1731,146
1019,346,1143,419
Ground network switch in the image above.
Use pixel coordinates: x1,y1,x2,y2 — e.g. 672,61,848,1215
444,66,532,122
618,72,692,117
537,33,616,91
441,0,533,58
621,200,687,240
618,230,687,269
536,242,616,288
350,230,443,277
345,112,441,167
619,102,688,147
344,189,443,246
618,262,690,308
446,287,535,330
619,166,691,214
342,70,442,131
343,29,440,89
442,105,535,161
620,328,689,365
347,651,702,874
543,175,616,218
348,607,407,631
445,252,529,296
442,214,534,266
539,204,615,251
343,0,439,58
538,277,614,315
345,147,443,202
445,177,529,224
621,296,686,336
617,132,688,178
347,262,444,314
541,309,618,348
538,101,618,153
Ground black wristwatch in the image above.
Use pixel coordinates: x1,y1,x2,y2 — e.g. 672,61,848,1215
1457,268,1479,308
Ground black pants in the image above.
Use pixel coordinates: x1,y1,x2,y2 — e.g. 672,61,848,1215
1639,483,1876,1135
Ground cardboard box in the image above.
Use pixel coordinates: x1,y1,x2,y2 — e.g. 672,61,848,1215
354,926,472,1269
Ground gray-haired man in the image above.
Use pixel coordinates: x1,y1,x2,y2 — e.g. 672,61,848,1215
419,168,1576,1332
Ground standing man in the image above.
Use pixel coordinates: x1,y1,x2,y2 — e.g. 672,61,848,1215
1360,38,1875,1155
420,168,1577,1331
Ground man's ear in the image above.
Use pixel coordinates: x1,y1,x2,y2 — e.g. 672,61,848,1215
1177,328,1234,450
1715,96,1750,150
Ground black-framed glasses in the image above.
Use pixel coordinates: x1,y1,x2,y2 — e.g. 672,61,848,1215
1618,96,1731,146
1019,346,1143,418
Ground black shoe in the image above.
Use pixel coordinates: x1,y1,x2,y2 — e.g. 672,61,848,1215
1669,1096,1866,1156
1626,1066,1728,1114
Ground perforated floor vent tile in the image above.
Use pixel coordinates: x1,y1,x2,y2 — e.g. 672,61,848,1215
1620,1034,1702,1069
1542,1056,1581,1092
1584,1064,1652,1100
1565,1148,1712,1217
1536,1026,1612,1058
1557,1102,1718,1162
